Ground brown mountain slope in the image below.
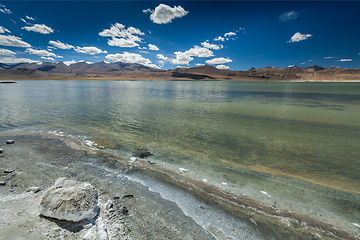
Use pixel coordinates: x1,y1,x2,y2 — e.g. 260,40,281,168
0,62,359,81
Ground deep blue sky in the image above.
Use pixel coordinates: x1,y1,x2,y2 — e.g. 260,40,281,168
0,1,359,71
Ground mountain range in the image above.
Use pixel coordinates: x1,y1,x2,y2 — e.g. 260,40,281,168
1,61,360,81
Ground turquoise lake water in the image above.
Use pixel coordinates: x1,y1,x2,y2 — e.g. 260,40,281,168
1,80,359,235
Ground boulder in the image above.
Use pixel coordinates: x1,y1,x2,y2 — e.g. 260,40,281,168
39,178,99,222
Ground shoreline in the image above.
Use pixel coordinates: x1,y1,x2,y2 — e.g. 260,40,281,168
1,78,360,82
1,130,358,239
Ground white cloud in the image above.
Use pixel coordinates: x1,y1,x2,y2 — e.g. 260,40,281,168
99,23,144,48
0,35,31,47
201,41,223,50
148,44,159,51
0,4,11,14
287,32,312,43
185,46,213,58
216,65,230,69
105,52,160,69
108,38,140,48
214,36,225,42
156,54,168,60
148,4,188,24
171,46,213,65
143,8,153,14
0,48,15,55
0,26,10,34
63,60,77,66
171,51,194,65
74,46,107,55
195,63,204,66
41,56,55,61
307,59,313,62
26,15,34,21
0,57,39,64
325,56,335,59
339,59,352,62
279,11,300,22
25,48,61,58
224,32,236,40
206,57,232,65
49,40,74,49
22,24,54,34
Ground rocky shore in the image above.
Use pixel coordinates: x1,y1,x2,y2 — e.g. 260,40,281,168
0,131,359,240
0,133,216,240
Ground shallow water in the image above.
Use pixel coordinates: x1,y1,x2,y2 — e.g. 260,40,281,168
1,80,359,235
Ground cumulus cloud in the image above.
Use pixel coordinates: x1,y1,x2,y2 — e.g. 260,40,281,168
214,36,225,42
74,46,107,55
224,32,236,39
171,51,194,65
214,29,242,42
49,40,74,49
0,48,15,55
25,48,62,58
41,56,55,61
148,44,159,51
185,46,213,57
216,65,230,69
195,63,204,66
0,57,39,63
279,11,300,21
156,54,168,60
339,59,352,62
171,46,213,65
26,15,34,21
0,4,11,14
201,41,223,50
287,32,312,43
325,56,336,59
22,24,54,34
99,23,144,48
105,52,160,69
0,26,10,34
147,4,188,24
206,57,232,65
0,35,31,47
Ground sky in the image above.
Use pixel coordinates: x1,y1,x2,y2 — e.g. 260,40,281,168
0,1,359,71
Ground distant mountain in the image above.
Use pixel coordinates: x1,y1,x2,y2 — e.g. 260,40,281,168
0,61,359,81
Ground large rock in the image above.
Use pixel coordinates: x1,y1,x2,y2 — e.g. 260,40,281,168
39,178,99,222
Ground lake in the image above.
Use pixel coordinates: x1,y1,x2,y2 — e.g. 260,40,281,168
1,80,359,236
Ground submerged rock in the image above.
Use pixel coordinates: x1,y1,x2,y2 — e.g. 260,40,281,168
39,178,99,222
133,146,152,159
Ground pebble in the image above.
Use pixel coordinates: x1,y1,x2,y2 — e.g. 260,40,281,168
0,148,3,153
4,168,15,173
26,187,41,193
0,181,6,185
6,140,14,144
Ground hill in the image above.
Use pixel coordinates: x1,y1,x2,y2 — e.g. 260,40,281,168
0,62,359,81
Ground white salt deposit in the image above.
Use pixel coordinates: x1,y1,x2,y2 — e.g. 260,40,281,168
260,191,271,198
179,168,188,173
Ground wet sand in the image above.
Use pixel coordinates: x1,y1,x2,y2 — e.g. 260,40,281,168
0,131,358,240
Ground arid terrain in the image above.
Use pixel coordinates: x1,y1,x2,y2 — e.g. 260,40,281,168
1,62,360,81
